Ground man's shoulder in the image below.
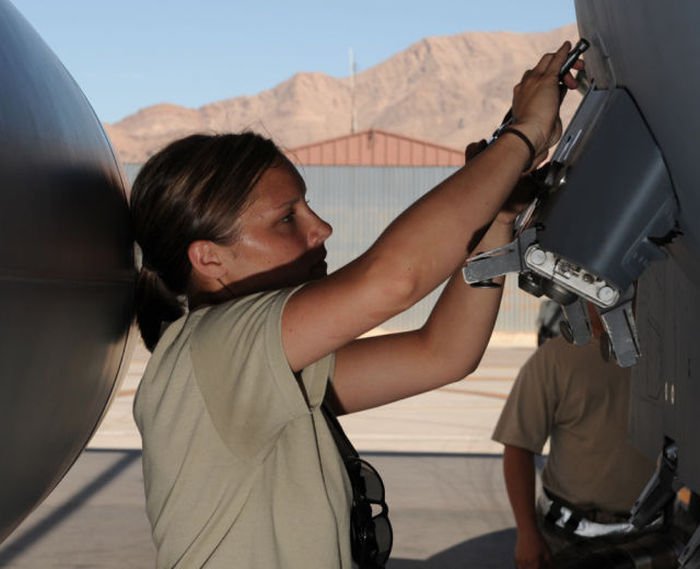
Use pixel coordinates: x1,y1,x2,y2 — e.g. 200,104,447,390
517,336,568,378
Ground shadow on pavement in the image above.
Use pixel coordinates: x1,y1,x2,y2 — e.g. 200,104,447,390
0,449,517,568
389,528,516,568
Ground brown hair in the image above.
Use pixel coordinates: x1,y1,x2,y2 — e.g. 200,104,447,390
130,132,285,351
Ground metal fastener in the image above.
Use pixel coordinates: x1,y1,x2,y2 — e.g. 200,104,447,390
529,249,546,266
597,286,615,303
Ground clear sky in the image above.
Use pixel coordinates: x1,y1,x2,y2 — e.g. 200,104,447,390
10,0,577,123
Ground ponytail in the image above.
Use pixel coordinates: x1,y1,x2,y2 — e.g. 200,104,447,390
135,268,185,352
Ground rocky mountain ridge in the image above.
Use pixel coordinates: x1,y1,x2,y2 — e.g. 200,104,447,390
105,24,580,163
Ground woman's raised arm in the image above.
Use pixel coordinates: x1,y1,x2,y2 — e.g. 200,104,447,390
282,43,574,375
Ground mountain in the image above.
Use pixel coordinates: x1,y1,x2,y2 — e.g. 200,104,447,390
105,24,581,164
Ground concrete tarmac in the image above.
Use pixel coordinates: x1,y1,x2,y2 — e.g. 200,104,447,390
0,338,536,567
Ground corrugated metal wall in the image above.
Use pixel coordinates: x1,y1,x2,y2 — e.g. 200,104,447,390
299,165,542,333
124,163,542,333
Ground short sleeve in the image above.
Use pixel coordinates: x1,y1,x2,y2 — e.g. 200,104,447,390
190,288,334,461
491,339,562,454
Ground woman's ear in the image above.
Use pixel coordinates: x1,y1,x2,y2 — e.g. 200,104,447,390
188,240,227,281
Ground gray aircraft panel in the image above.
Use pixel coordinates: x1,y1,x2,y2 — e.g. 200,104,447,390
576,0,700,260
0,0,135,543
461,1,700,554
573,0,700,492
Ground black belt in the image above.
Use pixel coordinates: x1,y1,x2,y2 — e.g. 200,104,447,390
540,490,636,537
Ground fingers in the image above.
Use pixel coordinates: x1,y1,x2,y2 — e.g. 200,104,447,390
516,41,570,97
561,73,578,90
548,41,573,73
531,55,554,75
531,41,570,75
528,150,549,174
509,41,580,155
561,59,585,89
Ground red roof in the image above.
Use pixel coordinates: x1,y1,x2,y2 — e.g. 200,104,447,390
286,129,464,167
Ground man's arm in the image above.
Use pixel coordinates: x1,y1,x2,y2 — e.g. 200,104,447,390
503,444,553,569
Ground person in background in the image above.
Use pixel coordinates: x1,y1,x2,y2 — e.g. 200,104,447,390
492,303,656,569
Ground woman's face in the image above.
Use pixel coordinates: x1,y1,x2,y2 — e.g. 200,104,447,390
219,161,332,294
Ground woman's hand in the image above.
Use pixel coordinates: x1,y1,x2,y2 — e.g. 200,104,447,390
510,42,583,158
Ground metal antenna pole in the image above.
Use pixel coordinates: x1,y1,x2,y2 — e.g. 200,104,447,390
349,48,357,134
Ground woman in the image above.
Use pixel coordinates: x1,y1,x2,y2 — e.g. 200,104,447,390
131,43,579,568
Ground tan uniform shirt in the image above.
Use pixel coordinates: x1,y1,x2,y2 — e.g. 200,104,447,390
134,288,353,568
492,336,655,513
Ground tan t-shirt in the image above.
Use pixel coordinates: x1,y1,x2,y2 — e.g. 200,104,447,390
134,288,353,568
492,336,655,513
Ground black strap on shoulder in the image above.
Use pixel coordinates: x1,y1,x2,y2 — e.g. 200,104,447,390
321,401,359,461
